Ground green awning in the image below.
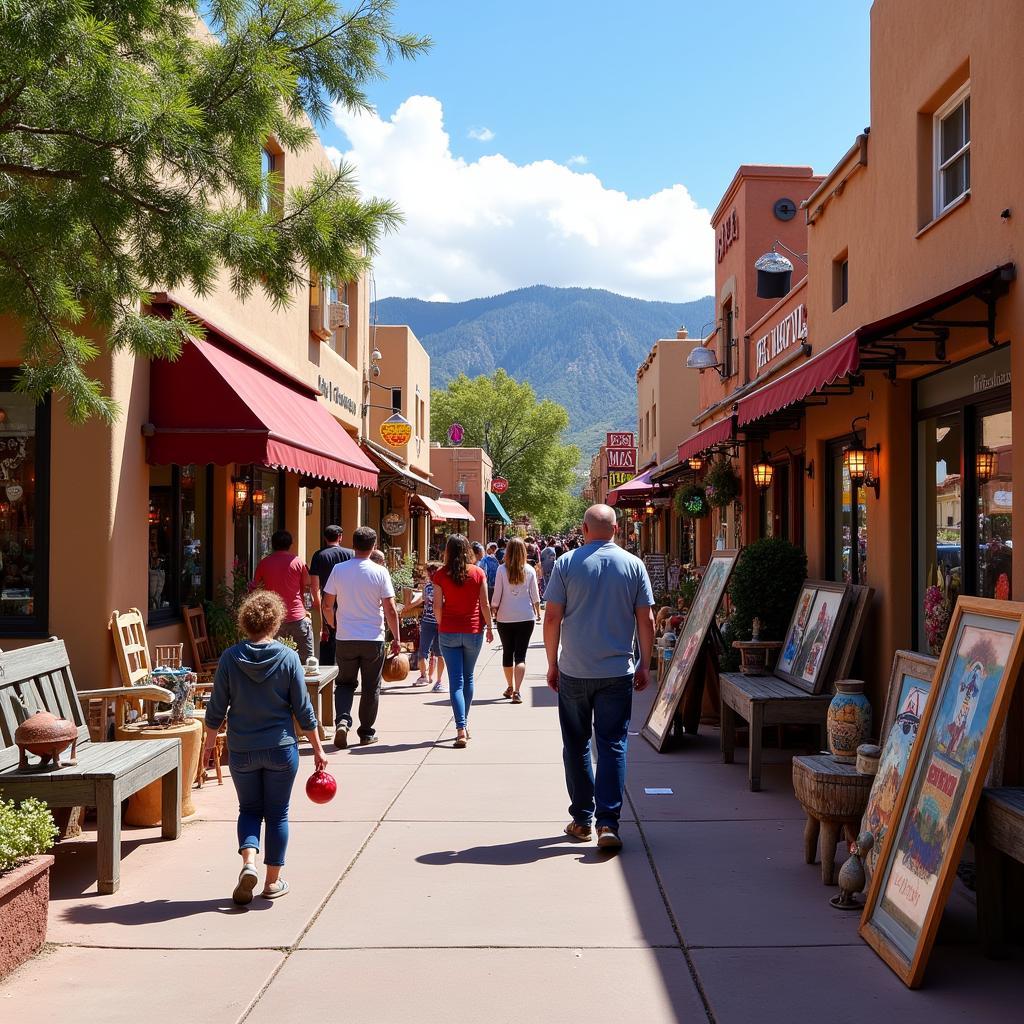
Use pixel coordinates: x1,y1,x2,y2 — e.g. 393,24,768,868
484,490,512,524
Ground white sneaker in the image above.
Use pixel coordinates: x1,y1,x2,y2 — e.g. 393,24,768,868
414,675,429,686
431,681,444,692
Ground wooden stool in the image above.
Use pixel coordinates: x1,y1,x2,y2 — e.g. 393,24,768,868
792,754,873,885
196,719,225,787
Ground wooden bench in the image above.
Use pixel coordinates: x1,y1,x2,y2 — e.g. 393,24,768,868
0,639,181,894
720,673,832,791
975,786,1024,957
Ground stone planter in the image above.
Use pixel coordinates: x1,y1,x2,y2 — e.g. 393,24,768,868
0,854,54,981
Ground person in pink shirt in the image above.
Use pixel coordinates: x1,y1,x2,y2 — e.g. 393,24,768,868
252,530,314,662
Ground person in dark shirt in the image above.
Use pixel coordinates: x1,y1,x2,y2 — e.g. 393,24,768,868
309,524,354,665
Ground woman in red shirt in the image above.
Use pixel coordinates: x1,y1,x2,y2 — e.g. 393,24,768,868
434,534,494,747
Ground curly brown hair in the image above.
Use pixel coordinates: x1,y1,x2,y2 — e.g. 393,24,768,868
238,589,286,639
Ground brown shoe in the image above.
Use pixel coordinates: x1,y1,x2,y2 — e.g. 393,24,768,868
511,692,523,704
564,821,592,842
597,827,623,851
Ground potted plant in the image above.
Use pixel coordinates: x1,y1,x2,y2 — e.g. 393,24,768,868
0,798,58,980
675,484,710,519
703,454,741,509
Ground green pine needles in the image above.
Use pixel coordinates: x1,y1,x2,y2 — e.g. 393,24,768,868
0,1,430,420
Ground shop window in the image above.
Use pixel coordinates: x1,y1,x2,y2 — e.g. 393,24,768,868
260,146,283,215
320,485,342,536
148,464,212,624
233,466,285,577
652,404,657,441
832,252,849,310
391,387,402,414
0,383,49,636
976,406,1012,600
934,85,970,216
719,299,735,377
827,437,868,585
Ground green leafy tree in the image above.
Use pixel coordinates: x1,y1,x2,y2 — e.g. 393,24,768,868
431,370,579,526
0,1,429,420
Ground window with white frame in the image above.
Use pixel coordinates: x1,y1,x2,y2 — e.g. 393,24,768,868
934,84,970,217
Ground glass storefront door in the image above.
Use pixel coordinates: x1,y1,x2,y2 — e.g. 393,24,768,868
976,405,1012,599
827,438,868,584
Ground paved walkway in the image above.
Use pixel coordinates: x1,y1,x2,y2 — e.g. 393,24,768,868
4,640,1022,1023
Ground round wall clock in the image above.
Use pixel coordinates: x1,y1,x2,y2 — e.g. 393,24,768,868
774,197,797,221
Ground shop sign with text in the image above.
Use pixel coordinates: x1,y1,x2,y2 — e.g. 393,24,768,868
380,414,413,448
606,447,637,471
608,470,634,489
318,375,358,416
716,209,739,263
491,476,509,494
755,303,806,373
606,432,635,450
382,511,406,536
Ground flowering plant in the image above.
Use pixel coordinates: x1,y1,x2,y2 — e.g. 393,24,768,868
675,484,710,519
704,455,740,508
0,798,57,874
923,567,958,655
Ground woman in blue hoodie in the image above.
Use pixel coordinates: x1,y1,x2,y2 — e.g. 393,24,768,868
203,590,328,905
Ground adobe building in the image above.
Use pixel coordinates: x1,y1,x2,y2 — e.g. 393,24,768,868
427,446,495,549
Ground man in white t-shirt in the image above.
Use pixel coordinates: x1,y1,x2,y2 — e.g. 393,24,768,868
323,526,402,748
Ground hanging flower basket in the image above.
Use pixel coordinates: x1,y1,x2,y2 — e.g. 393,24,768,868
675,484,710,519
704,455,741,508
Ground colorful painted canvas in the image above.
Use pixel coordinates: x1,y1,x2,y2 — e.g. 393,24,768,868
643,550,738,749
861,600,1024,987
775,581,849,694
777,585,815,675
861,668,932,879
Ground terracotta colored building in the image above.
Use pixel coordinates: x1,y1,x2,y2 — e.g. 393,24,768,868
427,446,495,548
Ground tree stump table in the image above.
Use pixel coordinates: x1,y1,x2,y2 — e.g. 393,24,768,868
792,754,873,885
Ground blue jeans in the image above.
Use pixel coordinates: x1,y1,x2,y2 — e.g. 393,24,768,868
558,673,632,830
418,620,441,661
439,632,484,728
229,744,300,867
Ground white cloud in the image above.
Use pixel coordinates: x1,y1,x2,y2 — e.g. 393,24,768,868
333,95,714,302
567,154,588,166
467,126,495,142
324,145,342,167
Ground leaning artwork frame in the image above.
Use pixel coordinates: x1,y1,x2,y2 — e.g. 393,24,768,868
860,597,1024,988
643,549,739,751
775,580,851,694
860,650,937,881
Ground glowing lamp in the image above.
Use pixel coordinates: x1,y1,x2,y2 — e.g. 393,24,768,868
232,478,250,515
843,440,868,486
687,455,704,471
976,448,997,484
752,459,774,490
252,487,266,508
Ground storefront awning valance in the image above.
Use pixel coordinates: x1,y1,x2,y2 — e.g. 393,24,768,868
484,491,512,524
413,494,447,519
148,337,378,489
361,441,441,498
677,416,736,463
736,335,860,427
607,470,655,507
434,498,476,522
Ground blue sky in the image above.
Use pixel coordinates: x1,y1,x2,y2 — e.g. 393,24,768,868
323,0,873,302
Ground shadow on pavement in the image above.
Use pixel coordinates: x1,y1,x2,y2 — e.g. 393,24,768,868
416,833,607,866
346,740,439,756
60,896,269,925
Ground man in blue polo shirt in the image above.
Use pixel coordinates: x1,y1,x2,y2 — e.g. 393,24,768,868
543,504,655,852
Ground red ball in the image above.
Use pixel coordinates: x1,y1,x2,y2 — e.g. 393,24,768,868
305,769,337,804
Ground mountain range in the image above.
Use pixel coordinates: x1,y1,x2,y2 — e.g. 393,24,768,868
372,285,714,459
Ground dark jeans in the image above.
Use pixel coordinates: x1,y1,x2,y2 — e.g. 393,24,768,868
229,744,300,867
496,619,534,666
558,673,632,830
335,639,386,739
319,622,336,666
278,617,314,663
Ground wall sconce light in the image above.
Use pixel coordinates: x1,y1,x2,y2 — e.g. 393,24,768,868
251,487,266,509
232,477,250,517
976,448,997,484
644,501,655,516
685,344,728,379
687,455,704,471
844,416,881,497
304,494,315,516
752,455,774,490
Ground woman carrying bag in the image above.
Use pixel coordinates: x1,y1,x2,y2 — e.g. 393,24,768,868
434,534,494,747
491,536,541,704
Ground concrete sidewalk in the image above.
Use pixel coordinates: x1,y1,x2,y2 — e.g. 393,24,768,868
3,640,1022,1023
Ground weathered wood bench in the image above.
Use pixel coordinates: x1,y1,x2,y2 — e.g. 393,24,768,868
720,673,832,791
0,639,181,894
975,786,1024,957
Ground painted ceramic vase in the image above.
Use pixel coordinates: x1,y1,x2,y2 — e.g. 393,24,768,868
827,679,872,764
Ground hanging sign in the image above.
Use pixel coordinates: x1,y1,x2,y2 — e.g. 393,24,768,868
608,470,633,489
606,447,637,472
491,476,509,494
606,432,635,450
380,413,413,448
382,511,407,536
447,423,465,446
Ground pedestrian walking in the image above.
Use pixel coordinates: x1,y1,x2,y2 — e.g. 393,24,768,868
308,525,354,666
252,530,314,662
203,590,328,905
322,527,402,748
479,542,500,602
543,504,655,851
434,534,494,748
471,540,485,564
491,537,541,704
408,563,446,690
539,536,557,601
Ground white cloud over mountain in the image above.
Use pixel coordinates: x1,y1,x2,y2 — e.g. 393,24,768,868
332,95,714,303
467,126,495,142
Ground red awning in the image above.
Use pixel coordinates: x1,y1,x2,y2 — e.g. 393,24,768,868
414,494,447,519
434,498,476,522
148,337,378,489
607,470,655,507
677,416,735,463
736,334,860,427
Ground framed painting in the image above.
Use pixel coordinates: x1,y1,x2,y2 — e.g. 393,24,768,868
860,597,1024,988
860,650,937,881
834,585,874,680
643,549,738,751
775,580,850,694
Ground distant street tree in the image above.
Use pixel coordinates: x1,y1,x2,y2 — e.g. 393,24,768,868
431,370,580,527
0,1,428,420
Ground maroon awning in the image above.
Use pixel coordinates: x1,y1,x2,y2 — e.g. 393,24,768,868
677,416,735,463
607,470,654,507
736,335,859,427
148,337,378,489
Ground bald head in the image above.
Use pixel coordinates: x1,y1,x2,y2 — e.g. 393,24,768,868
584,504,617,540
